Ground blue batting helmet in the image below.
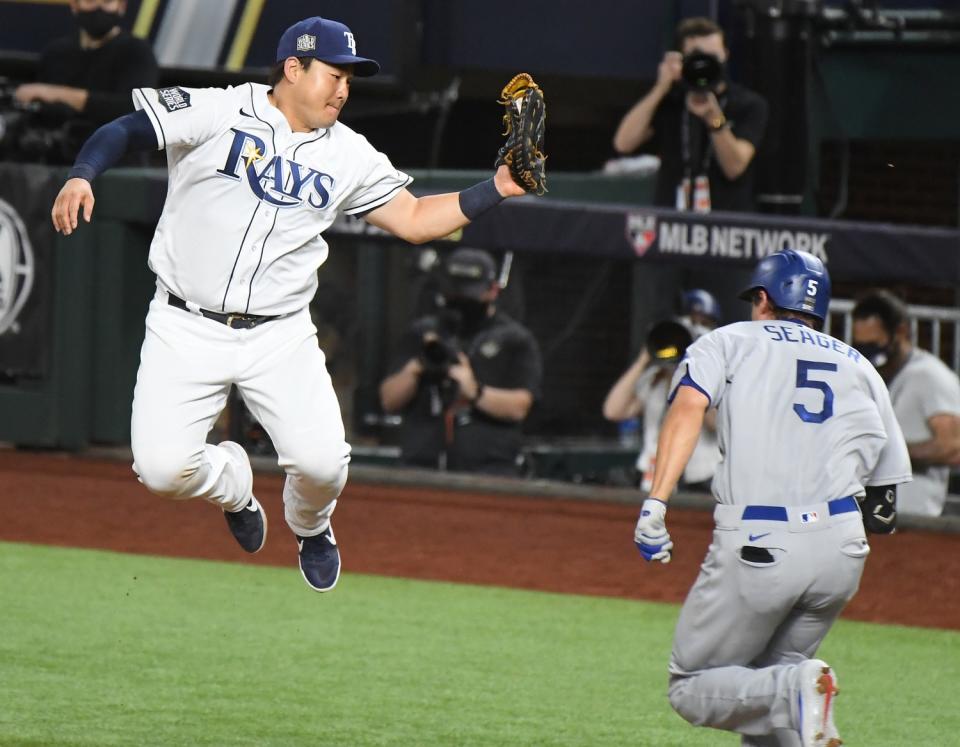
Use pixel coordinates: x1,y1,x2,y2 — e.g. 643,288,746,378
682,289,722,323
739,249,831,322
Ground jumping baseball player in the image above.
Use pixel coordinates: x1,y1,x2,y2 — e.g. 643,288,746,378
50,16,527,592
634,249,911,746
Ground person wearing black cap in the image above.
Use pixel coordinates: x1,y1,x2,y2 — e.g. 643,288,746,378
380,248,542,475
48,16,532,593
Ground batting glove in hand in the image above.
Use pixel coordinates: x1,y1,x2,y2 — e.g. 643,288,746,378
635,498,673,563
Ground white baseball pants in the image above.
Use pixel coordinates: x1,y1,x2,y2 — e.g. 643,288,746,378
130,287,350,537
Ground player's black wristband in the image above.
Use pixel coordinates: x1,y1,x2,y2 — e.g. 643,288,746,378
458,178,504,220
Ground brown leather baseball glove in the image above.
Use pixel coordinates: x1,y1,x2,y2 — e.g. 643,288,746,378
495,73,547,195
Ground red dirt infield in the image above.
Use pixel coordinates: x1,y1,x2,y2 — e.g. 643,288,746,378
1,450,958,630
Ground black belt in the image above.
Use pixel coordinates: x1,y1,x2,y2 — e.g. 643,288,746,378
167,293,281,329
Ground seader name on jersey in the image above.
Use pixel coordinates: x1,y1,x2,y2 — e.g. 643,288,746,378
763,323,861,363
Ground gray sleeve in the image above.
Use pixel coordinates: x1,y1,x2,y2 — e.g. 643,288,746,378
868,372,913,486
667,331,727,406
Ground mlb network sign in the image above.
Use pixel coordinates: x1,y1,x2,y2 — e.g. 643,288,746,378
627,212,830,263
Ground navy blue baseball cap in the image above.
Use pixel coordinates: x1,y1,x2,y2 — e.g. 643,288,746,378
276,17,380,77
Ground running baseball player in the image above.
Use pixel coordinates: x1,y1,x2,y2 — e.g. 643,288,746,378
634,249,911,746
50,16,527,592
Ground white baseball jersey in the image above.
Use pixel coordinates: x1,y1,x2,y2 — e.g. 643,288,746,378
669,319,912,505
133,83,412,315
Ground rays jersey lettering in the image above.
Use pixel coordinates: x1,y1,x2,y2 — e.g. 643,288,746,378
215,129,333,209
131,83,412,315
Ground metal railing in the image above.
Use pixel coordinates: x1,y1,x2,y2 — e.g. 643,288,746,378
825,298,960,373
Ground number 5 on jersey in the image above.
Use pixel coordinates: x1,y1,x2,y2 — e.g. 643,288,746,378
794,359,837,423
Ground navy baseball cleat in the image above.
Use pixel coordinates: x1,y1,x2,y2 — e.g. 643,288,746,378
798,659,842,747
297,526,341,592
219,440,267,554
223,496,268,553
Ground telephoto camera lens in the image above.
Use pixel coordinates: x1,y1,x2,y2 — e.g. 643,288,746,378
681,51,724,92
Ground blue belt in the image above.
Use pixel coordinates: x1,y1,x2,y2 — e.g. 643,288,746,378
741,496,858,522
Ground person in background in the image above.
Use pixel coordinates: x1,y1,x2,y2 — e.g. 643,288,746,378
851,290,960,516
380,248,542,476
603,317,720,492
612,16,768,213
15,0,157,157
678,288,723,337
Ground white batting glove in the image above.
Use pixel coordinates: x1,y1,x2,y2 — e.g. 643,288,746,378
634,498,673,563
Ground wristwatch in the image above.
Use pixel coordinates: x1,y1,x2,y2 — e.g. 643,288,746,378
471,382,485,405
708,113,728,132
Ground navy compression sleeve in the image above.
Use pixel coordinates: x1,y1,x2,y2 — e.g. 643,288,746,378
67,109,158,182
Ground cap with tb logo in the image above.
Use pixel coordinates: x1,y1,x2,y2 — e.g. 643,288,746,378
276,16,380,77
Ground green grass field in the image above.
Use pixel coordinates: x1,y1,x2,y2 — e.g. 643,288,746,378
1,542,957,746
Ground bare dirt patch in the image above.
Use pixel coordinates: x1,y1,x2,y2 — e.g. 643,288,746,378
2,450,957,630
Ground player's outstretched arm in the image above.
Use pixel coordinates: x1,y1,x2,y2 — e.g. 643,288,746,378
634,385,709,564
647,384,709,501
50,109,158,235
365,165,525,245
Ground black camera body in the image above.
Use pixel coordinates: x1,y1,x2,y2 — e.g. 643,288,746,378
645,320,693,366
0,78,83,164
420,334,461,380
681,51,725,93
418,307,463,382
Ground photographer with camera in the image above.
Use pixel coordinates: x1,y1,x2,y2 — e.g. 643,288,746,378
11,0,157,162
603,316,720,492
380,248,542,475
613,16,768,213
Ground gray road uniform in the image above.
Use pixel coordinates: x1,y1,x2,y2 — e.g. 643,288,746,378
666,319,911,744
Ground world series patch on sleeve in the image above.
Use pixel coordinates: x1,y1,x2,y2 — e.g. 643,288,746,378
495,73,547,195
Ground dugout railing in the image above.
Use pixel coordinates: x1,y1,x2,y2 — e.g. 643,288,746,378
825,299,960,374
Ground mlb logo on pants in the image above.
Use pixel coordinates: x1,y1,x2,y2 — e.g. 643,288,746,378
801,511,820,524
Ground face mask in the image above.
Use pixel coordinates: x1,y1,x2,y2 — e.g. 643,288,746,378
854,341,897,369
443,297,489,334
678,315,712,340
77,9,121,39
